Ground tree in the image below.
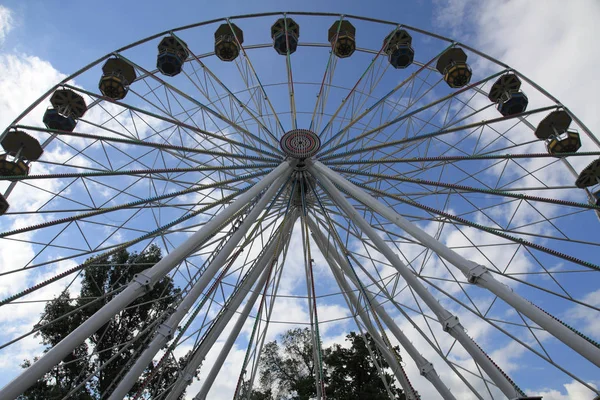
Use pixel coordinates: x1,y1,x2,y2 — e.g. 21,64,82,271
258,328,318,399
249,328,404,400
20,245,184,399
325,332,404,399
238,380,273,400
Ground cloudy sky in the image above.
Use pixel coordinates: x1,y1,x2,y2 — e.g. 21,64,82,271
0,0,599,399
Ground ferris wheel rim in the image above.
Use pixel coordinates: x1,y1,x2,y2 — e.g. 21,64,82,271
0,10,598,400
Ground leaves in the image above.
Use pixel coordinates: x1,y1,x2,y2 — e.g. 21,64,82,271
324,332,404,399
249,328,404,400
20,244,183,399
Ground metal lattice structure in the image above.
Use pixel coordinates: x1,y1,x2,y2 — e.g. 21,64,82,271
0,11,600,400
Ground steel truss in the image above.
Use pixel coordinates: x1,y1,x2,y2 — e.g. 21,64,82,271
0,11,599,400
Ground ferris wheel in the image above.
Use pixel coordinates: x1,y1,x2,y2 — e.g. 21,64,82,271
0,11,599,399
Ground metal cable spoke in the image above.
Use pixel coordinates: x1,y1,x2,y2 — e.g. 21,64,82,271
174,33,281,151
2,12,599,400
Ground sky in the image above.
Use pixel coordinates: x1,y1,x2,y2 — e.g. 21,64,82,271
0,0,599,399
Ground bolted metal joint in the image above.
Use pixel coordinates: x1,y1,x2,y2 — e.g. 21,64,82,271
132,273,154,292
419,361,435,376
465,264,488,284
442,315,460,332
157,323,174,341
183,372,195,382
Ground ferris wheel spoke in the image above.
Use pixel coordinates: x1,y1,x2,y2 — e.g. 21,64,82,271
282,17,299,130
329,55,395,148
172,54,281,156
228,18,287,136
61,85,276,161
319,69,507,159
317,27,399,145
340,106,541,182
173,35,281,152
231,55,283,141
340,68,444,158
309,16,342,131
318,43,451,153
324,150,600,168
79,90,213,160
59,111,219,171
0,171,265,241
332,168,600,233
19,125,280,166
115,54,281,159
127,82,257,161
320,104,558,162
308,210,501,398
2,163,274,182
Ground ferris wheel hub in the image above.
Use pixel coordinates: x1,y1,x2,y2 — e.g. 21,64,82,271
280,128,320,159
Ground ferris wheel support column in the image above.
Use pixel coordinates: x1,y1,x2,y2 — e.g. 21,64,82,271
310,160,600,369
0,160,295,400
193,212,297,400
310,164,524,399
166,212,297,400
108,172,292,400
310,224,419,400
309,218,457,400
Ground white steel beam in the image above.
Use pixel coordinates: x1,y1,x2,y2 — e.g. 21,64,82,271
0,160,295,400
193,212,297,399
309,164,523,399
310,221,420,400
309,217,456,400
166,212,297,400
309,160,600,369
108,171,291,399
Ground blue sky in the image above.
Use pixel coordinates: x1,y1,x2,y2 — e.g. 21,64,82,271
0,1,600,399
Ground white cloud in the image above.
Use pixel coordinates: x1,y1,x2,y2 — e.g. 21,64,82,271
436,0,600,169
0,5,13,45
424,0,600,397
0,53,66,130
528,380,598,400
0,2,599,399
564,289,600,341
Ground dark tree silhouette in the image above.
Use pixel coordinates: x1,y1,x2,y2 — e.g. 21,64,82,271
325,332,405,399
19,245,184,399
249,328,404,400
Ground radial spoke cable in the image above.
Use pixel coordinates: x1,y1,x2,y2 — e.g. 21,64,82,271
310,160,600,368
310,164,526,399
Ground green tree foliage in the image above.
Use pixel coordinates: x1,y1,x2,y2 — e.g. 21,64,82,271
325,332,404,400
259,328,319,399
249,328,404,400
19,245,184,400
